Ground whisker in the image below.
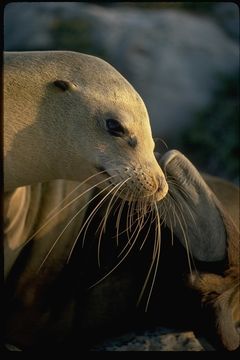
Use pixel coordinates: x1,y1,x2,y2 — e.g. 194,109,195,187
167,177,192,200
68,178,132,266
123,193,134,244
113,204,152,241
36,179,116,272
167,192,193,276
137,201,161,311
101,177,132,238
88,225,140,290
126,197,134,242
115,192,129,246
167,178,198,229
46,170,108,218
154,137,169,151
96,178,132,267
168,180,199,274
145,202,162,311
139,204,156,251
88,190,155,289
117,202,147,258
21,173,118,250
162,198,174,246
95,184,130,245
175,211,193,276
68,183,117,263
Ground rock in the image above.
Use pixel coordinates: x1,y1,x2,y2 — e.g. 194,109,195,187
91,327,205,351
213,2,239,40
4,3,238,144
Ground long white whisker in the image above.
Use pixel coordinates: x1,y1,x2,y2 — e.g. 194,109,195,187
96,178,132,267
67,183,116,263
137,201,161,310
161,198,174,246
21,173,118,250
113,204,152,241
68,178,132,265
82,180,128,248
139,205,155,251
37,180,115,272
115,192,129,246
101,177,132,238
168,192,194,276
46,170,108,218
97,184,127,241
117,203,146,258
167,177,192,200
145,201,162,311
168,179,198,229
88,229,139,290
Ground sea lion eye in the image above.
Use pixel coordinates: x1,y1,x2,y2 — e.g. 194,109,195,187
106,119,125,137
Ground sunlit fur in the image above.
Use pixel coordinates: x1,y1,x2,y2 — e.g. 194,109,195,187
4,51,168,201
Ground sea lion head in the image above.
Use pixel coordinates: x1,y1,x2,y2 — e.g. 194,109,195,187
5,51,168,201
49,52,168,202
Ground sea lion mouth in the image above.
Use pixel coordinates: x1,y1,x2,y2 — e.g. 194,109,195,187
95,163,168,202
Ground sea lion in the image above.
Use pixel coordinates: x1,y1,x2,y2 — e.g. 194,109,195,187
4,51,239,351
4,151,239,351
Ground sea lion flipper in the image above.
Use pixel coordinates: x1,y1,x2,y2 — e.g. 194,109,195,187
158,149,226,262
158,149,240,351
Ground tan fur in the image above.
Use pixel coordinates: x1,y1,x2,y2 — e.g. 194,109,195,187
4,51,168,200
202,173,239,229
4,180,92,279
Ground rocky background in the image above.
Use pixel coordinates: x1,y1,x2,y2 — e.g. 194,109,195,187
3,2,239,351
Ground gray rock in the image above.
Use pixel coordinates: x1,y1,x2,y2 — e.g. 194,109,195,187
214,2,239,40
4,3,238,143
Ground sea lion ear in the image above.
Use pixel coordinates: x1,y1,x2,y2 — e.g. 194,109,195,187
158,150,227,262
53,80,72,91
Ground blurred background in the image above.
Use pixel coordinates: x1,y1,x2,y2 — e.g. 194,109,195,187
4,2,239,184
